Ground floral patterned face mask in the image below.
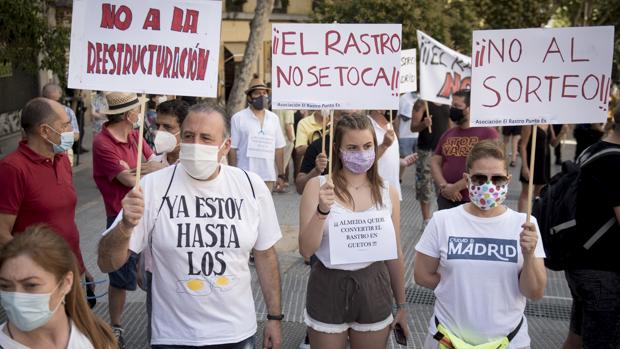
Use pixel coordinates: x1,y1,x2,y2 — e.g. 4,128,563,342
467,175,509,210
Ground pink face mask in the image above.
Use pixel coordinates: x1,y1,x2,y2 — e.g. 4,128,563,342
339,148,375,174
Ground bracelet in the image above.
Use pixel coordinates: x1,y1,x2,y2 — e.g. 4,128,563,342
278,174,287,180
266,314,284,321
317,204,330,216
395,303,407,310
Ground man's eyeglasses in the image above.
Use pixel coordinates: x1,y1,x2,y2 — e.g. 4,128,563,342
468,174,509,186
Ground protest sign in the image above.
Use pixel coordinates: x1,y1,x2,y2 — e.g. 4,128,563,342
417,30,471,105
271,24,402,110
400,49,417,93
470,26,614,126
68,0,222,97
329,211,397,265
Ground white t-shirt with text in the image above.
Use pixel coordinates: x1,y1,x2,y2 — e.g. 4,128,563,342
231,108,286,181
415,205,545,348
105,164,282,346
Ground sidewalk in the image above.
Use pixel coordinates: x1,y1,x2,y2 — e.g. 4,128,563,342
0,130,574,348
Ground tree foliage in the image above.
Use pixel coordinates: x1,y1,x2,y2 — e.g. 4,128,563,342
313,0,462,52
476,0,557,29
0,0,69,81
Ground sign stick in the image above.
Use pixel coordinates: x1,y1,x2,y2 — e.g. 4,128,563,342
328,110,334,181
134,98,147,188
389,109,393,125
526,125,538,223
424,100,432,134
321,111,327,154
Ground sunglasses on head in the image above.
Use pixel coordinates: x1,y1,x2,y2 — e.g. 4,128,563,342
468,174,509,186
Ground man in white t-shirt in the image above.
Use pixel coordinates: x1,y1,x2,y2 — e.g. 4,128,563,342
368,110,417,201
98,103,283,349
229,78,286,191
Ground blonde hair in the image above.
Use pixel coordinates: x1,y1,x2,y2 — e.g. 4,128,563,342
466,140,507,172
0,226,117,349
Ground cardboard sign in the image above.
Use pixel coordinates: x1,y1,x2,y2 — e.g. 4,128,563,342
329,210,397,265
68,0,222,97
271,24,402,110
470,26,614,126
246,133,275,160
417,30,471,105
400,49,417,93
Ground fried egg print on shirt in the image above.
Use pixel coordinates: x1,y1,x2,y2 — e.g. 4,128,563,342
176,277,212,296
208,275,238,292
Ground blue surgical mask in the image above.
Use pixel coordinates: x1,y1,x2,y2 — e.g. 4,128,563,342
45,125,74,153
0,283,64,332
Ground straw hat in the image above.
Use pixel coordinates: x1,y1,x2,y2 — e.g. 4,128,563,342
244,78,271,95
101,92,148,115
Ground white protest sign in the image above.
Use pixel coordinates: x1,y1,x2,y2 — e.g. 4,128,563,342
246,133,275,160
417,30,471,105
470,26,614,126
68,0,222,97
271,24,402,110
329,211,397,265
400,49,417,93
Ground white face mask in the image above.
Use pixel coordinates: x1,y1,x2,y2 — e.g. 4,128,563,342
179,142,226,180
0,282,64,332
154,130,179,154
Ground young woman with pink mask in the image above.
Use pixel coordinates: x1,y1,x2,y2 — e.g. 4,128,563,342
414,140,547,349
299,114,409,349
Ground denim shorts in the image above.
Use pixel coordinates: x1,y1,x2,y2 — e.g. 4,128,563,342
399,137,417,157
109,252,138,290
566,269,620,348
106,215,139,290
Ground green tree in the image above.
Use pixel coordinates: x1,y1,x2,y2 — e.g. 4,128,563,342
476,0,557,29
554,0,620,78
313,0,472,52
0,0,69,82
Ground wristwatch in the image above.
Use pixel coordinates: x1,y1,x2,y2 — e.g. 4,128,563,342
267,314,284,321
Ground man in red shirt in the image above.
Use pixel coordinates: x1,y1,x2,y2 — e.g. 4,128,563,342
431,89,499,210
92,92,163,348
0,98,85,272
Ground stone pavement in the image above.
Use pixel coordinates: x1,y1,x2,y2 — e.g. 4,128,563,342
0,130,575,348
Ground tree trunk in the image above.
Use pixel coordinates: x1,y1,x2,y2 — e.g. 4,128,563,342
225,0,274,118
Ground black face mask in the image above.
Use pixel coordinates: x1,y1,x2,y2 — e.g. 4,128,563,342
449,107,466,124
250,96,269,110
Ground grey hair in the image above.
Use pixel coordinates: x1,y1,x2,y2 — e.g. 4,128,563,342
186,102,230,138
41,83,62,99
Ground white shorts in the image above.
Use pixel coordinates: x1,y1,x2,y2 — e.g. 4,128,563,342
304,309,393,334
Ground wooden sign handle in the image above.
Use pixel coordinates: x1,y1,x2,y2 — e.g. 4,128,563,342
321,111,327,154
134,98,147,188
424,100,432,134
328,110,334,181
526,125,538,223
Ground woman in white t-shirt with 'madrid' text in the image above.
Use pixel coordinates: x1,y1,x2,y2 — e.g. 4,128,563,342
414,140,547,349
